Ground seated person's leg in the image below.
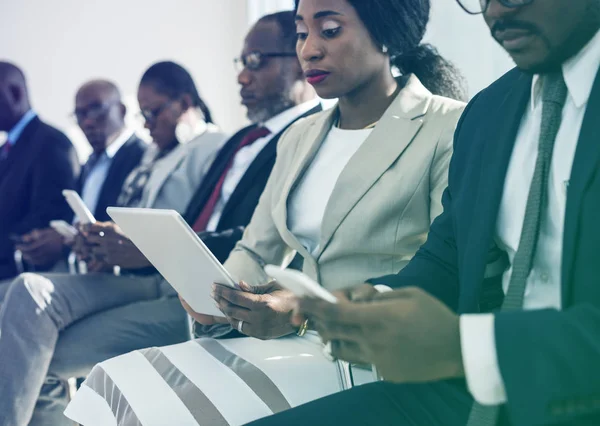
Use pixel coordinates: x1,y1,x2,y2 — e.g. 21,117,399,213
245,380,474,426
30,296,188,426
0,272,162,426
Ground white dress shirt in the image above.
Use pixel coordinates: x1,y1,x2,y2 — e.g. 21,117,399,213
461,29,600,405
205,100,320,232
81,129,133,215
288,126,372,255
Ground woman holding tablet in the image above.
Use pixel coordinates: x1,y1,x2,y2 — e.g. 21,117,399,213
66,0,467,424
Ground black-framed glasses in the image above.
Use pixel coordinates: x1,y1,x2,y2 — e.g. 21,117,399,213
234,51,297,72
72,101,118,123
456,0,534,15
139,100,175,122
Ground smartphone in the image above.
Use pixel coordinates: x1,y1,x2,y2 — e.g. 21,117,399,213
50,220,79,239
264,265,338,303
62,190,96,224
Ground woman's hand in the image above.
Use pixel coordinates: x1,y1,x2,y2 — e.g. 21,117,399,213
179,296,230,325
212,280,298,340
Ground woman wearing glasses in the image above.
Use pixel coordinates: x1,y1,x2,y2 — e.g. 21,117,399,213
66,0,469,424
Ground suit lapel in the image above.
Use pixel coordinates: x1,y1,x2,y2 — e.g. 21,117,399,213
182,127,252,223
315,76,429,258
221,106,323,221
272,109,336,258
562,68,600,303
0,118,39,183
463,72,532,308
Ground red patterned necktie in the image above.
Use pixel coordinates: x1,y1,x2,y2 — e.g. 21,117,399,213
192,126,271,232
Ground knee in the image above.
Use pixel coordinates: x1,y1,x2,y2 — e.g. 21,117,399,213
12,273,55,309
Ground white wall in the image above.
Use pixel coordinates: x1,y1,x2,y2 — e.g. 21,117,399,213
0,0,250,160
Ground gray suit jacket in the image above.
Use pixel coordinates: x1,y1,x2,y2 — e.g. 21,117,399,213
223,75,465,291
138,125,227,213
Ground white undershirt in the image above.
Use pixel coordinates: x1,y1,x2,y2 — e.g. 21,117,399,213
205,100,320,232
288,125,372,255
460,29,600,405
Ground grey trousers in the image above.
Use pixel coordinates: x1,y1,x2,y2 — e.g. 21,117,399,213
0,272,188,426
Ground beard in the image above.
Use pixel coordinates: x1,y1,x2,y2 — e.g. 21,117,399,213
246,96,295,124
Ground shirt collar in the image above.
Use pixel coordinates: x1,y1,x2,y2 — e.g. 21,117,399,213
261,99,320,136
7,110,37,145
104,129,134,159
531,29,600,111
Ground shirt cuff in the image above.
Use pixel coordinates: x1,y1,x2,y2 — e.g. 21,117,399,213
460,314,507,405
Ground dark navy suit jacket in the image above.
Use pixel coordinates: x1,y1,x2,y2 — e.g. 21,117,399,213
373,68,600,426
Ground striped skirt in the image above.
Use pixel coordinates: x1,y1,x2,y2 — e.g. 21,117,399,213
65,333,374,426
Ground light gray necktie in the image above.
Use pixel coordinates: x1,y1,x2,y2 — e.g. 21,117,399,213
466,71,568,426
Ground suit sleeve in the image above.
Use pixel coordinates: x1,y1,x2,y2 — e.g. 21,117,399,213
197,227,245,264
222,125,301,287
495,306,600,425
368,99,479,312
12,135,79,233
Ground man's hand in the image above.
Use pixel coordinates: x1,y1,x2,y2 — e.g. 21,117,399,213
212,280,298,340
296,287,464,384
83,222,151,270
16,228,65,267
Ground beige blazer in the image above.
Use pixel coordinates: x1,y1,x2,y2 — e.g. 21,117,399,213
224,75,465,291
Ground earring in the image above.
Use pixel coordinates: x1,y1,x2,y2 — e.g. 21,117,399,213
382,45,389,54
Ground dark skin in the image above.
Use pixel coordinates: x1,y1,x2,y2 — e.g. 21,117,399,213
238,20,308,123
0,62,30,132
295,0,399,129
180,18,315,336
484,0,600,73
288,0,600,385
184,1,402,338
17,81,128,267
71,82,197,272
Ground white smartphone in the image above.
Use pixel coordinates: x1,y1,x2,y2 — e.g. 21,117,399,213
50,220,78,239
62,190,96,224
264,265,338,304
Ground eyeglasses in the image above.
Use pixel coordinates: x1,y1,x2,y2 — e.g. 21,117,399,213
234,51,297,72
139,100,175,122
456,0,534,15
72,101,118,123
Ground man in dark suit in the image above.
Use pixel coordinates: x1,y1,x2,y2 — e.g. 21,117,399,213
15,80,147,270
0,61,79,280
0,11,320,426
248,1,600,426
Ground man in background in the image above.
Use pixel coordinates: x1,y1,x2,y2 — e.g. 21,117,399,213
15,80,147,270
0,11,320,426
0,61,79,280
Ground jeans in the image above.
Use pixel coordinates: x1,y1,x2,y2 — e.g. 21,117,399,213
0,272,187,426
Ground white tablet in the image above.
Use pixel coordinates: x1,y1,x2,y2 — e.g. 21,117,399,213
62,190,96,224
264,265,338,304
107,207,236,317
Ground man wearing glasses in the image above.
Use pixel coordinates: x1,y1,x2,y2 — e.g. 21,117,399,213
0,62,80,280
13,80,146,271
248,1,600,425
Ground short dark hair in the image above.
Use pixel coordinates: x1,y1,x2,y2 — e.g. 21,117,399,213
294,0,467,100
258,10,297,52
140,61,214,123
